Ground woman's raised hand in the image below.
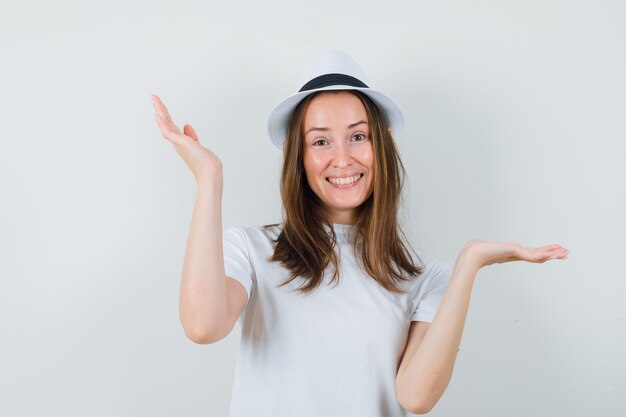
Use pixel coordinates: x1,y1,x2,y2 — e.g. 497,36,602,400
463,240,570,270
151,94,223,183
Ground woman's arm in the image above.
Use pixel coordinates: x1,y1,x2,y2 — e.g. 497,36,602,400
396,240,569,414
151,95,234,344
179,179,232,344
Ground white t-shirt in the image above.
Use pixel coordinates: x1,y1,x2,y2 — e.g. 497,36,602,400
223,222,452,417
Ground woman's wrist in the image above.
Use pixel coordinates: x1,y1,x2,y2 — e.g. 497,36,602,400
196,174,223,191
456,242,485,275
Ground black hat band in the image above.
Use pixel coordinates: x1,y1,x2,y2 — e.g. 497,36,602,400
298,73,369,92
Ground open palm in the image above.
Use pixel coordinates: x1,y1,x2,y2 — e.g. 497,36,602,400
151,94,223,182
465,240,569,269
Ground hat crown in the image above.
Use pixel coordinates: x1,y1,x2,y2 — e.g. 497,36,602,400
295,49,370,92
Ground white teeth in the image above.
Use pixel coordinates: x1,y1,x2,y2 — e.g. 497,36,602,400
328,174,362,185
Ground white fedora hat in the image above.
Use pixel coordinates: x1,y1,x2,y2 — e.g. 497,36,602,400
266,49,405,150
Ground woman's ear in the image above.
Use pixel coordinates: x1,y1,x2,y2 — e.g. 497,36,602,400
387,127,392,134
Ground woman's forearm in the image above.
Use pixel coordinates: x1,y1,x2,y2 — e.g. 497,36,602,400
398,246,481,411
179,178,229,344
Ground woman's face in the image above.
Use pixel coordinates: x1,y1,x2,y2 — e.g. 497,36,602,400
302,91,374,225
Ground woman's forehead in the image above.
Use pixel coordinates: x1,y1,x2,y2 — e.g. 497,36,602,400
303,92,368,130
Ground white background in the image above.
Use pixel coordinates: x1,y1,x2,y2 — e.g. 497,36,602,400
1,1,624,416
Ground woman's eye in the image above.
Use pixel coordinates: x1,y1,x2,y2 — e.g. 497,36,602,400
313,139,327,146
352,134,366,141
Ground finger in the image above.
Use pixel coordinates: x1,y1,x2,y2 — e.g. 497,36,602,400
545,245,569,260
546,246,569,255
154,114,174,141
520,246,559,262
151,94,167,115
183,124,199,142
150,94,160,108
155,111,183,137
535,245,567,259
155,113,186,143
151,94,167,116
537,244,561,251
151,95,179,128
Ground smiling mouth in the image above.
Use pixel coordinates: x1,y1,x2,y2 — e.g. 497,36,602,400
326,173,364,186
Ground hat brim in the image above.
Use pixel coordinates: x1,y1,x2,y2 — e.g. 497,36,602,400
267,85,405,150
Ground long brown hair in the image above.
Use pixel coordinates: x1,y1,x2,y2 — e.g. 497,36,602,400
264,89,422,294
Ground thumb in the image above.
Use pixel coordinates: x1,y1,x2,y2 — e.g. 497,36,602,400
183,124,199,142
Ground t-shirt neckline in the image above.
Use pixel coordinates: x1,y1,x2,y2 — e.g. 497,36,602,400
330,223,353,234
323,223,358,241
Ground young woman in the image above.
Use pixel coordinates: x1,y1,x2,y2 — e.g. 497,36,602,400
151,50,568,416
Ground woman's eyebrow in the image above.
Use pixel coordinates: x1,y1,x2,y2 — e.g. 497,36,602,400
304,120,368,136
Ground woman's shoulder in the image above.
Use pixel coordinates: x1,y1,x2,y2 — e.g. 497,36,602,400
409,246,451,278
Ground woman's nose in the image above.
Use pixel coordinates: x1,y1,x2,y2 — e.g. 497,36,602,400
331,142,353,167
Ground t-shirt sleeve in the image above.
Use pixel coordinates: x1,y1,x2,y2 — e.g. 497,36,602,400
410,258,452,323
223,226,254,303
